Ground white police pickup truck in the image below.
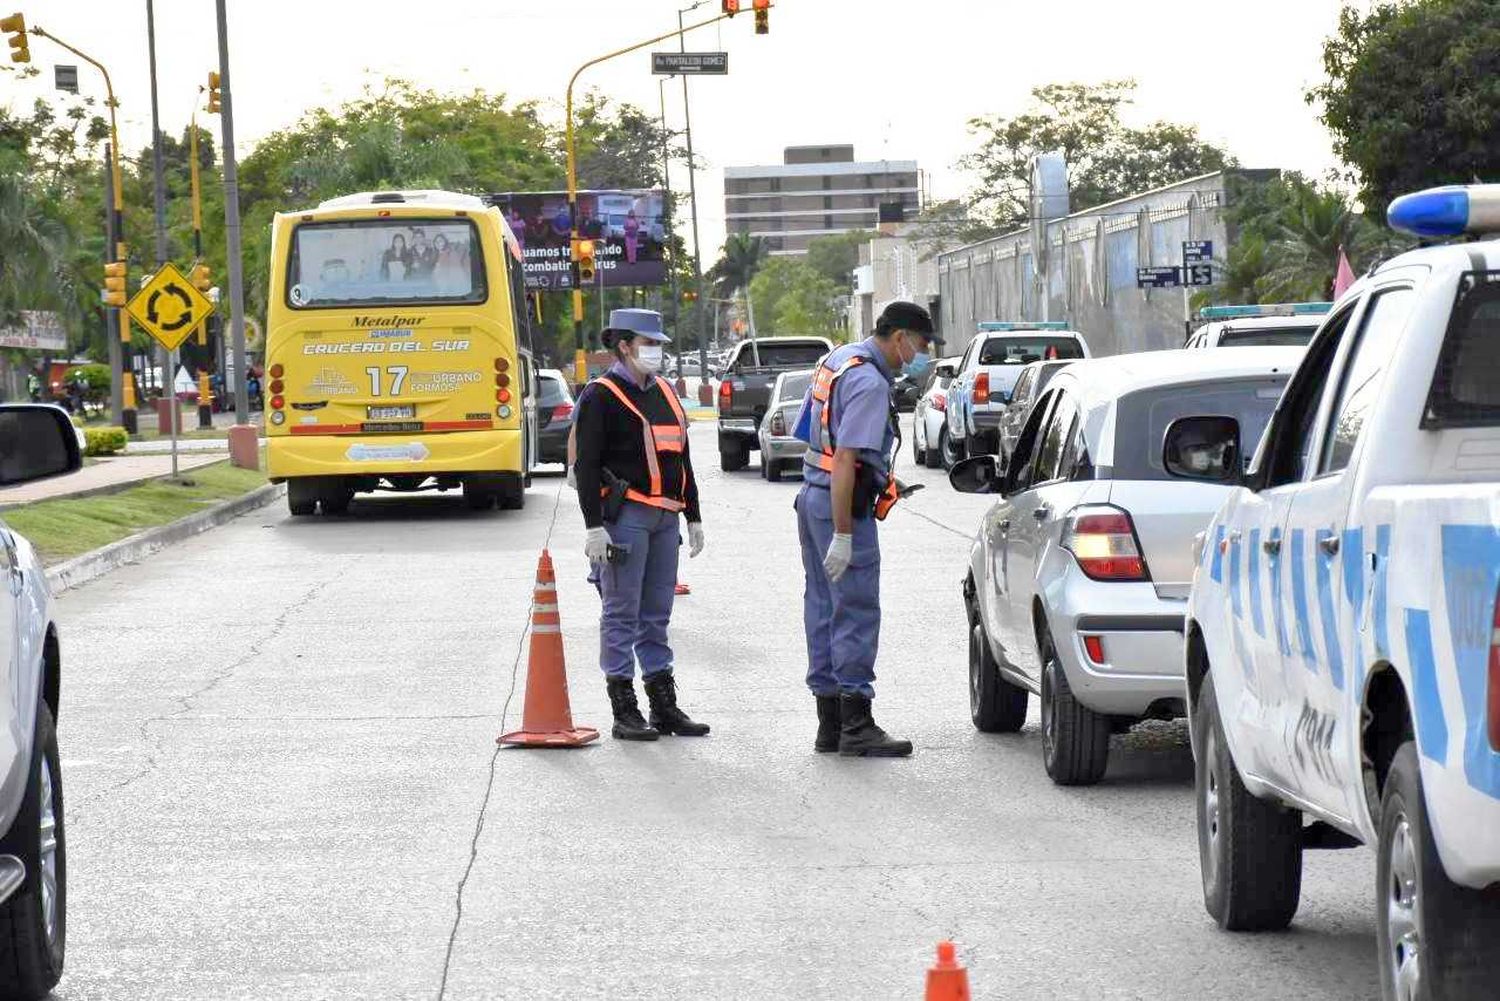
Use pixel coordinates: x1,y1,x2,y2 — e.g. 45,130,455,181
1183,301,1331,349
1167,185,1500,1001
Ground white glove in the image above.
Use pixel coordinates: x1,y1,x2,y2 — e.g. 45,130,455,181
584,527,608,564
687,521,705,558
566,465,577,490
823,533,853,583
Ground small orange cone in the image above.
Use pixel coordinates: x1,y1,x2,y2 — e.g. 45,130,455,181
497,550,599,747
674,580,691,596
924,942,970,1001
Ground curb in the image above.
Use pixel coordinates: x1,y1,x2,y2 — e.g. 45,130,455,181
0,454,227,511
45,481,285,594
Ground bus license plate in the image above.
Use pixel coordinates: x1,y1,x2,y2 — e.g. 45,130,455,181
367,405,415,420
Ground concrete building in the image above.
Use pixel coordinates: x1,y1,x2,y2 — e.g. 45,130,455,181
848,225,941,341
935,168,1280,358
724,145,920,256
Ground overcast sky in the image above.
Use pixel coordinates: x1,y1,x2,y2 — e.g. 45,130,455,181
17,0,1355,258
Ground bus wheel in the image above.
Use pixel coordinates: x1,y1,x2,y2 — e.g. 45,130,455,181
463,479,498,511
287,480,318,517
498,473,525,511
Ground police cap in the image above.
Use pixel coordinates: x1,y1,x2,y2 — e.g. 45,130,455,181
876,301,942,345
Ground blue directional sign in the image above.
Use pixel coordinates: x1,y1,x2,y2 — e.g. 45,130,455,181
1185,263,1214,287
1136,266,1182,289
1183,240,1214,265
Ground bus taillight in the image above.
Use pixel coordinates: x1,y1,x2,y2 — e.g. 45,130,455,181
495,373,510,388
269,363,284,379
494,357,510,373
495,389,512,404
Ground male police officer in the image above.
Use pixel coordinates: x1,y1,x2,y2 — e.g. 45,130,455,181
794,301,941,756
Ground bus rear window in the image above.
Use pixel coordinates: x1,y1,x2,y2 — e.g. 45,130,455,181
978,336,1084,365
287,219,487,308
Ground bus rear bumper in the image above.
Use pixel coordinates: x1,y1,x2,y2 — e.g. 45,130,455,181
268,429,523,480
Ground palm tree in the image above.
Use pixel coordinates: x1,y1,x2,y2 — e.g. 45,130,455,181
1260,181,1394,301
0,168,72,325
710,232,767,297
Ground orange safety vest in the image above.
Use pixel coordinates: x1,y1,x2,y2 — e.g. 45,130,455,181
806,354,903,520
591,374,691,513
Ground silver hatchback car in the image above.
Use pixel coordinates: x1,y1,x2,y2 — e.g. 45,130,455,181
951,348,1303,785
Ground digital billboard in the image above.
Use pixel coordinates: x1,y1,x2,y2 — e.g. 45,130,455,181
487,189,667,291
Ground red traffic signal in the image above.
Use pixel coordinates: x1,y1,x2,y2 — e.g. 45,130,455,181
753,0,769,33
722,0,740,14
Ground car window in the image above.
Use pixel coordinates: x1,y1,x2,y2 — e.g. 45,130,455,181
1033,391,1076,484
1012,368,1034,404
1259,303,1358,488
1009,390,1056,493
1424,276,1500,428
978,336,1085,366
1319,288,1416,474
1219,325,1319,348
733,343,827,369
775,370,813,404
537,374,571,406
1114,376,1289,481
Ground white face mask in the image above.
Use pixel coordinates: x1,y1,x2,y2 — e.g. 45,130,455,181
635,344,664,374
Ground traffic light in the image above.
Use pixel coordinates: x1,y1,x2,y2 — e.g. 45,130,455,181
103,261,126,308
1,13,28,64
191,262,211,293
681,290,698,302
753,0,768,33
721,0,739,15
574,238,596,284
206,71,221,114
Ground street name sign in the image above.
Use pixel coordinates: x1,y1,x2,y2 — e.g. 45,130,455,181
651,51,729,75
1136,266,1182,289
54,65,78,94
1185,263,1214,287
1183,240,1213,265
127,262,216,351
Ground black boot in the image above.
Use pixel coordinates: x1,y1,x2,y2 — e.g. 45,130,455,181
814,695,841,753
606,678,659,741
838,693,912,757
643,671,710,736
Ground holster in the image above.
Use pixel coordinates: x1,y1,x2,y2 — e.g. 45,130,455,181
601,467,629,522
850,464,880,521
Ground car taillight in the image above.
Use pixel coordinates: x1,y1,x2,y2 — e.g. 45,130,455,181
1489,582,1500,751
974,372,990,405
1062,505,1149,581
770,411,787,436
718,380,733,414
932,391,947,412
551,402,574,421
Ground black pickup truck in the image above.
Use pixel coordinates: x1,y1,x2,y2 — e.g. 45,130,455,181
715,336,832,471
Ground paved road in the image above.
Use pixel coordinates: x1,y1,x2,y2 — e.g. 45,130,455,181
52,425,1379,1000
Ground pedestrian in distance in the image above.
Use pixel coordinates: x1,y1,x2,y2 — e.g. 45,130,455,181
573,308,710,742
793,301,942,757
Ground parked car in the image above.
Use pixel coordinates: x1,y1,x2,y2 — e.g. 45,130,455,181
756,369,814,482
996,359,1072,462
0,403,77,999
1184,302,1331,348
891,372,922,413
1173,184,1500,999
945,322,1090,466
912,356,961,469
950,348,1301,786
536,369,575,464
717,336,832,471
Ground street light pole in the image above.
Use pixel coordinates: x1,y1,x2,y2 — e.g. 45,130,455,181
657,78,679,319
214,0,249,425
31,24,138,431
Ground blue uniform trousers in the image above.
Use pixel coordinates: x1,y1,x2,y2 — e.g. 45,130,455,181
599,500,681,680
796,484,880,699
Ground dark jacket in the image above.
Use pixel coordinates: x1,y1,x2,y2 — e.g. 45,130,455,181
574,368,700,529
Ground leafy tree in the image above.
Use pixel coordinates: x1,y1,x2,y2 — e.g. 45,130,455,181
962,80,1234,230
748,257,841,339
908,198,1007,252
804,230,872,289
1310,0,1500,218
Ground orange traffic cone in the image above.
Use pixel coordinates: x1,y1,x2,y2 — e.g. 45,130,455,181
924,942,970,1001
497,550,600,747
674,580,691,596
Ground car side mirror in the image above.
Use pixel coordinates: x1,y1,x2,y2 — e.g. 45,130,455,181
949,454,1004,494
1162,415,1242,484
0,405,83,486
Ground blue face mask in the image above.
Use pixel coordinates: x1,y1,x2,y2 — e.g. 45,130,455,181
903,348,932,379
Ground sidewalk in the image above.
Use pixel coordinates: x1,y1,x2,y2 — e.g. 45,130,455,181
0,453,228,506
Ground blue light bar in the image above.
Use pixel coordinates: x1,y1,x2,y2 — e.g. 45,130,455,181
1199,302,1332,320
1388,184,1500,238
976,321,1070,331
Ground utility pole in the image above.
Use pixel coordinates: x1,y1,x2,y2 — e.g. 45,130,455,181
146,0,170,397
657,78,680,323
677,4,711,399
103,144,122,423
214,0,249,424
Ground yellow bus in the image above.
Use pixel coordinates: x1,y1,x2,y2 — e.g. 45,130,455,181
264,190,538,516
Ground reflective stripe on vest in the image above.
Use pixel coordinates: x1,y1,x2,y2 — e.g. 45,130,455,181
809,355,867,460
590,374,689,513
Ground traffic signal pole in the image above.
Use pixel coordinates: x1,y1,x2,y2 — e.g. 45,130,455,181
31,23,138,431
214,0,249,426
677,4,711,401
564,10,730,386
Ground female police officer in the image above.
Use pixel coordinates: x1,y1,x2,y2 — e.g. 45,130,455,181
573,309,710,741
794,301,941,756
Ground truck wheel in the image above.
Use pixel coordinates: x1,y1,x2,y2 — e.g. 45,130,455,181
924,433,943,469
1040,642,1110,785
766,458,784,483
939,427,964,471
1195,670,1302,930
0,703,66,999
970,615,1027,733
720,445,748,472
1377,742,1500,1000
287,479,317,517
